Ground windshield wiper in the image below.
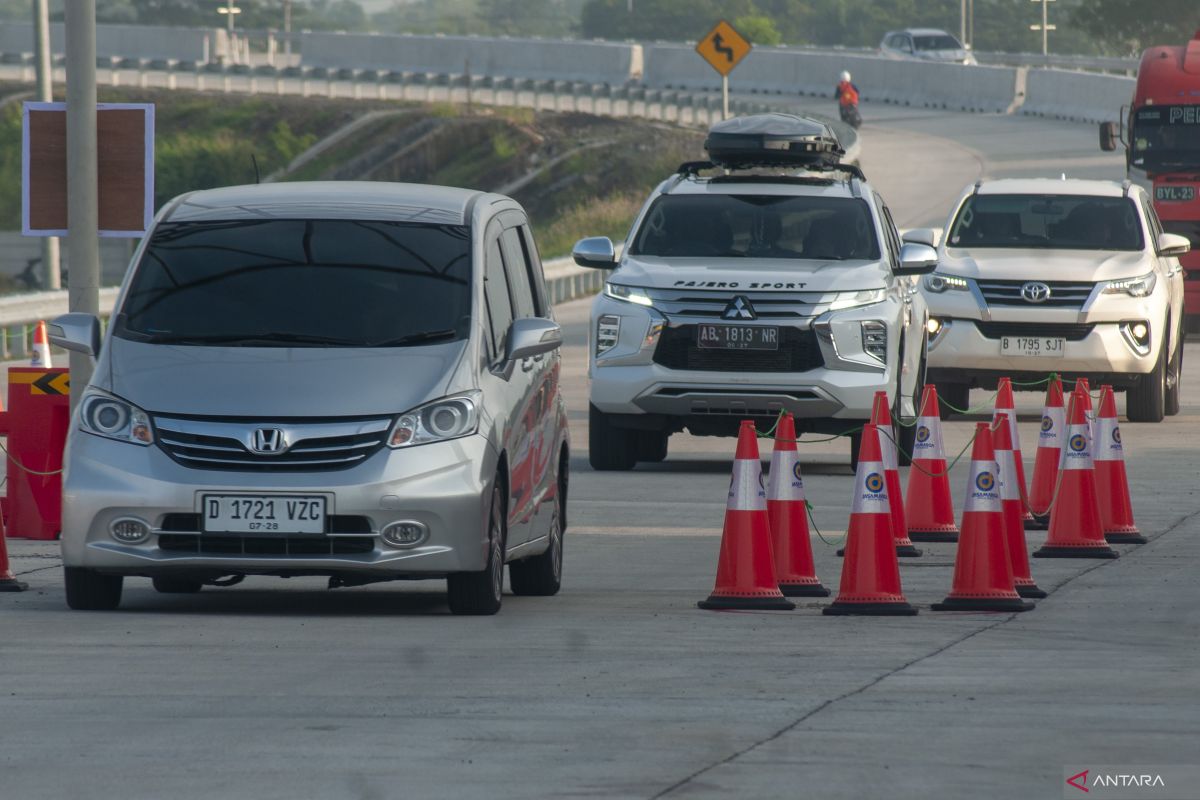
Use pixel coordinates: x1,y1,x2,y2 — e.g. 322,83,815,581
369,329,459,347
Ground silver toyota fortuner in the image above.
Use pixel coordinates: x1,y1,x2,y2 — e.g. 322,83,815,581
51,182,568,615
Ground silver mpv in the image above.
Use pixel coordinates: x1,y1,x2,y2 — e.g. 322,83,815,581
51,182,569,615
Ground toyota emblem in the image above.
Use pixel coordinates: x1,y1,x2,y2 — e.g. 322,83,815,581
1020,281,1051,304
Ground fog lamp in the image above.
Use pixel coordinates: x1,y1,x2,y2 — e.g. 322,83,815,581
381,521,428,549
110,517,150,544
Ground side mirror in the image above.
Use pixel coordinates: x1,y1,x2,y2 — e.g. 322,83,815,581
1158,232,1192,258
901,227,939,248
895,242,939,275
48,312,101,357
572,236,617,269
506,317,562,362
1099,121,1119,152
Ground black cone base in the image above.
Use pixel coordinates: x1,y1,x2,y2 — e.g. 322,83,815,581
1016,584,1048,599
1033,545,1118,559
780,582,831,598
822,600,918,616
932,596,1035,612
908,530,959,543
896,544,923,558
1105,532,1147,544
1025,516,1050,531
698,594,796,611
0,578,28,592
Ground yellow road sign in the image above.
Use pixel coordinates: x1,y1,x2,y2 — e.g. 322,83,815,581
10,370,70,396
695,20,752,77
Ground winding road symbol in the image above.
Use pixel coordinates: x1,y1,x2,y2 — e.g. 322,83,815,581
712,33,735,62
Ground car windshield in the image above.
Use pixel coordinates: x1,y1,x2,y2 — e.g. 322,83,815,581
914,34,962,51
947,194,1144,251
1131,106,1200,172
115,219,472,347
630,194,880,261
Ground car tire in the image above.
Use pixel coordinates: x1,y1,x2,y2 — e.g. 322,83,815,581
152,577,203,594
447,485,505,616
635,431,669,463
509,487,563,597
589,404,638,471
1165,325,1183,417
1127,342,1166,423
64,567,123,611
937,382,969,419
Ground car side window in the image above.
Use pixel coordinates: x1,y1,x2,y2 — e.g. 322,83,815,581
903,35,914,52
1141,197,1164,247
876,197,902,267
500,226,537,319
519,225,549,315
483,232,514,362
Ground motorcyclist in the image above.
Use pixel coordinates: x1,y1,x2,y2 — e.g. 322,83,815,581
835,70,859,108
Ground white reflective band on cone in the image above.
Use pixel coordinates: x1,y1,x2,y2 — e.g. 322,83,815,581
994,408,1020,451
911,416,945,460
1061,423,1093,470
879,426,898,471
995,449,1019,501
768,449,806,502
1038,406,1065,448
1093,416,1123,463
964,459,1002,513
851,461,890,514
728,458,768,511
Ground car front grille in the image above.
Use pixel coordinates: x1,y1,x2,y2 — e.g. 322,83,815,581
159,513,372,535
154,417,391,472
976,279,1094,309
157,533,374,557
653,325,824,372
975,321,1095,341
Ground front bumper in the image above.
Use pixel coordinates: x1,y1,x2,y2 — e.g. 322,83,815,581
61,430,497,578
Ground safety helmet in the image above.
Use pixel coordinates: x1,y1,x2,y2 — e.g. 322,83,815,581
840,70,851,83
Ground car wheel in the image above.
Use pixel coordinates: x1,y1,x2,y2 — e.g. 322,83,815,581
1165,324,1183,417
588,404,638,470
937,382,969,419
635,431,669,463
152,577,203,594
1127,342,1166,423
64,567,123,610
447,484,505,616
509,488,563,597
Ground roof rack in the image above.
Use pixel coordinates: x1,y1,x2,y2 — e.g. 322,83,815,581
674,160,866,183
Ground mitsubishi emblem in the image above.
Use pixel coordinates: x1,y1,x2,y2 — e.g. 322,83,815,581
722,295,757,320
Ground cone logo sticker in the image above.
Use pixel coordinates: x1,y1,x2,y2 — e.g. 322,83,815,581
1069,434,1087,452
1062,424,1093,470
916,425,930,443
1041,416,1053,433
866,473,884,492
975,471,995,492
1112,428,1121,445
1040,408,1064,445
792,461,804,486
964,461,1001,511
851,463,890,514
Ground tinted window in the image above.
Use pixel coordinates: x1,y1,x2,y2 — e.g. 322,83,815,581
518,225,548,315
483,235,514,360
631,194,880,261
948,194,1144,251
500,227,536,319
116,219,471,347
914,34,962,51
1131,106,1200,172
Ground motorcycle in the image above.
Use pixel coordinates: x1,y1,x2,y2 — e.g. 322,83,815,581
839,102,862,129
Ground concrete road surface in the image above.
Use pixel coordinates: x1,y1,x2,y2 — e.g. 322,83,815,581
4,106,1198,799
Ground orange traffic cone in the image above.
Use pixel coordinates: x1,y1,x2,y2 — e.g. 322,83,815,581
1027,375,1064,530
824,423,918,616
872,392,921,557
994,418,1046,598
1095,385,1145,545
0,507,30,592
932,422,1035,612
992,377,1034,526
30,320,52,368
905,385,959,542
767,414,829,597
699,420,796,611
1034,388,1118,559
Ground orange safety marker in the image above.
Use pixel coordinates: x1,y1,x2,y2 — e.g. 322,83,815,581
992,377,1034,526
933,422,1035,612
1027,376,1064,530
872,391,921,557
905,385,960,542
30,320,52,368
767,413,829,597
823,423,918,616
698,420,796,611
994,418,1046,598
1095,385,1145,545
1034,388,1118,560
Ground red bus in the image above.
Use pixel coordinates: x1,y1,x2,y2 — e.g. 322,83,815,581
1102,31,1200,327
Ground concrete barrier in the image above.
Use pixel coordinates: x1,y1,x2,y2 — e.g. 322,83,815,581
0,22,217,63
1021,68,1134,124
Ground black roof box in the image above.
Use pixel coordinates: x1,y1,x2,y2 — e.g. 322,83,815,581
704,113,844,168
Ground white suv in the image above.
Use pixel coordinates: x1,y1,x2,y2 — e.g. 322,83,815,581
574,114,936,469
919,178,1189,421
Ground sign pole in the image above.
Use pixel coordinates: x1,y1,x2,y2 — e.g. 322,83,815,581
722,75,729,120
65,0,99,406
32,0,60,290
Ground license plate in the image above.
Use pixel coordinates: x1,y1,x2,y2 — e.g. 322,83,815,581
696,324,780,350
1155,185,1195,202
1000,336,1065,358
202,495,326,534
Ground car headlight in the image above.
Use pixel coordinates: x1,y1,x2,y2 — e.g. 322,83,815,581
604,283,654,307
924,273,970,293
79,391,154,446
829,288,887,310
388,393,480,448
1104,272,1156,298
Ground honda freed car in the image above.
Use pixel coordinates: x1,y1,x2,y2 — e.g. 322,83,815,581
51,182,568,615
918,178,1189,421
576,114,937,469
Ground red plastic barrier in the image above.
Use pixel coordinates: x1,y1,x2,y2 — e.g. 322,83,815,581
0,368,70,540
